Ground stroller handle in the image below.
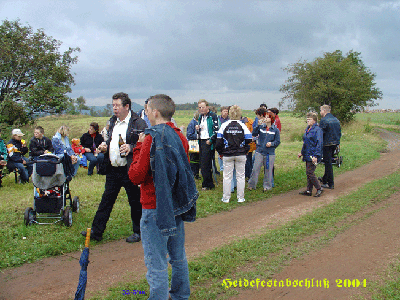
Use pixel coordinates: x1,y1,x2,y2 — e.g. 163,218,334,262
29,157,64,164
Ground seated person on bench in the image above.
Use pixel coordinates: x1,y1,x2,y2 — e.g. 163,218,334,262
6,129,32,184
0,129,8,187
29,126,54,160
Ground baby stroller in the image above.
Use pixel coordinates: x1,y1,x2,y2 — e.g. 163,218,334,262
24,153,79,226
332,144,343,167
320,144,343,167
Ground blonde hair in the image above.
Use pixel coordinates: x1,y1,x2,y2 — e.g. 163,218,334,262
321,104,331,113
229,105,242,120
58,125,70,137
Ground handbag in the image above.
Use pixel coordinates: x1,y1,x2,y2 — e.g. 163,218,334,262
188,140,199,153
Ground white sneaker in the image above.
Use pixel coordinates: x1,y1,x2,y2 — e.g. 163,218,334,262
237,198,245,203
221,198,230,203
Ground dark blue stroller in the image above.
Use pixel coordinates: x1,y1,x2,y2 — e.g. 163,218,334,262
24,153,79,226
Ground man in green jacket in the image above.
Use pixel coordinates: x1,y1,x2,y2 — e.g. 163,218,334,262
195,99,219,190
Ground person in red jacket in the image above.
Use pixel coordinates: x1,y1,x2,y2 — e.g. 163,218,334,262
128,94,196,300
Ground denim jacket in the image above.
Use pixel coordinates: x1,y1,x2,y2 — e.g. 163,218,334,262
252,124,280,155
301,123,323,162
319,113,341,146
146,123,198,237
51,132,74,158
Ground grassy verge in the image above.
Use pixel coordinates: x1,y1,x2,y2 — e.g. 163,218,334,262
0,113,387,269
91,164,400,300
357,257,400,300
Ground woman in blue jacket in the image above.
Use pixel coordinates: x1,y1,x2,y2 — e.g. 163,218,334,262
248,109,280,192
298,112,323,197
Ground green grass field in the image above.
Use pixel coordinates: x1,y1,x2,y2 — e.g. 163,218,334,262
355,112,400,133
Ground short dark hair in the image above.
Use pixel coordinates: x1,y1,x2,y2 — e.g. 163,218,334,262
255,107,267,117
148,94,175,121
198,99,209,106
35,126,44,134
260,103,268,109
112,92,131,109
90,122,99,132
220,106,229,112
269,107,279,115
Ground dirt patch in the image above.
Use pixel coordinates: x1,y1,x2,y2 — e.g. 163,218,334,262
1,130,400,300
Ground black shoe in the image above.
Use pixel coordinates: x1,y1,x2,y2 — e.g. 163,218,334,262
321,184,334,189
81,230,102,241
299,190,312,196
201,186,215,191
126,233,141,243
314,189,324,197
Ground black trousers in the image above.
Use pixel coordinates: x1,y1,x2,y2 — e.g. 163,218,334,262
322,145,337,187
91,165,141,237
245,152,253,179
189,152,200,178
199,139,215,188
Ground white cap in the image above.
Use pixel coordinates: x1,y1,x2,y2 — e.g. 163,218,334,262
12,129,25,136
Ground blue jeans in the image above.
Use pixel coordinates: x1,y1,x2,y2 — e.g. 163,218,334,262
218,156,223,172
7,158,32,183
84,152,104,175
72,156,80,177
141,209,190,300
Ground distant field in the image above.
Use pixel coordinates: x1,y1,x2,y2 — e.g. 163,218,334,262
355,112,400,126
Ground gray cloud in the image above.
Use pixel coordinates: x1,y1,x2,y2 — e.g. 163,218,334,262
1,0,399,109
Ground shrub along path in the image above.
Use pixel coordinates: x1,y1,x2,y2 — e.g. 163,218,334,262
1,130,400,300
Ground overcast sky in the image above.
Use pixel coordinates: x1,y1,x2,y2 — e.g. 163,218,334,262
1,0,399,109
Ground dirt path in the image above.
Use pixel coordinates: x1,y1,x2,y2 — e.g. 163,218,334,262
1,130,400,300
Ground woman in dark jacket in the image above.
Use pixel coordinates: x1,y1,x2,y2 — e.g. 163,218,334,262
80,122,104,175
298,112,323,197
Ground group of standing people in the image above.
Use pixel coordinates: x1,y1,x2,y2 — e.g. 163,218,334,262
186,101,341,204
186,101,282,204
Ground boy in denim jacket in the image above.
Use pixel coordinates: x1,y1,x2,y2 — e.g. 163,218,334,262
129,94,198,300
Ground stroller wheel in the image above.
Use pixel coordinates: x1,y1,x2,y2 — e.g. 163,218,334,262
24,207,36,226
63,207,72,227
338,156,343,167
72,196,80,213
